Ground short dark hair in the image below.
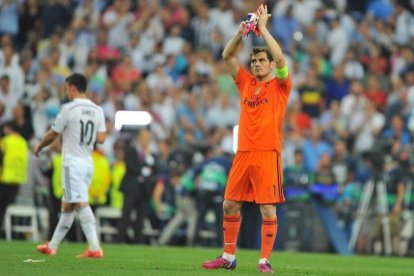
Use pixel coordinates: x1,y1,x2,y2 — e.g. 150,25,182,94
66,73,87,93
250,47,274,63
0,74,9,82
2,120,18,132
294,149,303,155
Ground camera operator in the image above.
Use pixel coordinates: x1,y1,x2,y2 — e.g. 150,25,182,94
352,136,398,255
373,147,407,255
392,147,414,256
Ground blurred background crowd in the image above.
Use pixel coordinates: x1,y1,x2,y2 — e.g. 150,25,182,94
1,0,414,256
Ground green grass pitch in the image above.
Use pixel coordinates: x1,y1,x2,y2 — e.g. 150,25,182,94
1,240,414,275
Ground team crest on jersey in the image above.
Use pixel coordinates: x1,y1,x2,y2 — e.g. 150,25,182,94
255,87,263,95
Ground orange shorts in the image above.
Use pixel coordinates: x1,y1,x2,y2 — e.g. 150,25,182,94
225,151,285,204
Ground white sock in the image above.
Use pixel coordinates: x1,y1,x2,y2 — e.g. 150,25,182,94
222,252,236,262
259,258,269,264
78,205,100,251
49,210,75,250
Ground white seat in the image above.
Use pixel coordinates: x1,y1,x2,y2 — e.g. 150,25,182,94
95,207,122,241
4,205,47,242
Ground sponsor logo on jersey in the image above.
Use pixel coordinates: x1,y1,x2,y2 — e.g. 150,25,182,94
243,97,269,108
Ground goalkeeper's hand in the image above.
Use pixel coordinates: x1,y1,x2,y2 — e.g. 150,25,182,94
256,4,272,31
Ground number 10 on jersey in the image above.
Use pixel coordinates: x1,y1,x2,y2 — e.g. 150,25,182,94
80,120,94,146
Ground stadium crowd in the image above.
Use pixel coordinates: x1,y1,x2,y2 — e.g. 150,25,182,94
1,0,414,255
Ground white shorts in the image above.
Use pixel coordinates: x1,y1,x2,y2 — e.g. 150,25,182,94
61,156,93,203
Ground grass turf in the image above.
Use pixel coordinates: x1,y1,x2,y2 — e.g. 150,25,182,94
1,240,414,275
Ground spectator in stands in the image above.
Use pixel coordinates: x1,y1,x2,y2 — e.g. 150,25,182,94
361,45,389,77
49,48,71,83
343,48,365,80
101,0,134,51
285,100,312,137
284,149,314,197
176,92,206,144
302,123,333,173
314,153,336,186
41,0,73,39
392,0,414,45
298,67,325,118
127,33,147,75
325,65,350,106
0,43,22,92
364,74,387,111
353,100,385,154
93,29,121,64
111,54,141,92
0,0,19,38
326,15,349,66
383,114,412,147
73,0,100,31
209,0,235,42
205,93,239,130
12,102,34,141
146,62,174,94
272,4,301,52
319,100,348,144
0,74,23,123
191,2,215,50
17,0,42,51
331,140,354,187
341,79,367,145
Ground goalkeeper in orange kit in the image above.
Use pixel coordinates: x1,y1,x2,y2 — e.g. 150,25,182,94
202,4,292,273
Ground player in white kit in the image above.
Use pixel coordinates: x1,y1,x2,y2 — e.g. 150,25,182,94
34,73,107,258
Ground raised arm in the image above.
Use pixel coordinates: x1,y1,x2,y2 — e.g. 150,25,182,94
222,21,247,78
256,5,287,72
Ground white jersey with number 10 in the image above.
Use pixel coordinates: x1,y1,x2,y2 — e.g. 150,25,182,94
52,98,106,162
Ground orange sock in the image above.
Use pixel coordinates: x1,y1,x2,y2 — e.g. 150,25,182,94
223,214,241,255
261,217,278,260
